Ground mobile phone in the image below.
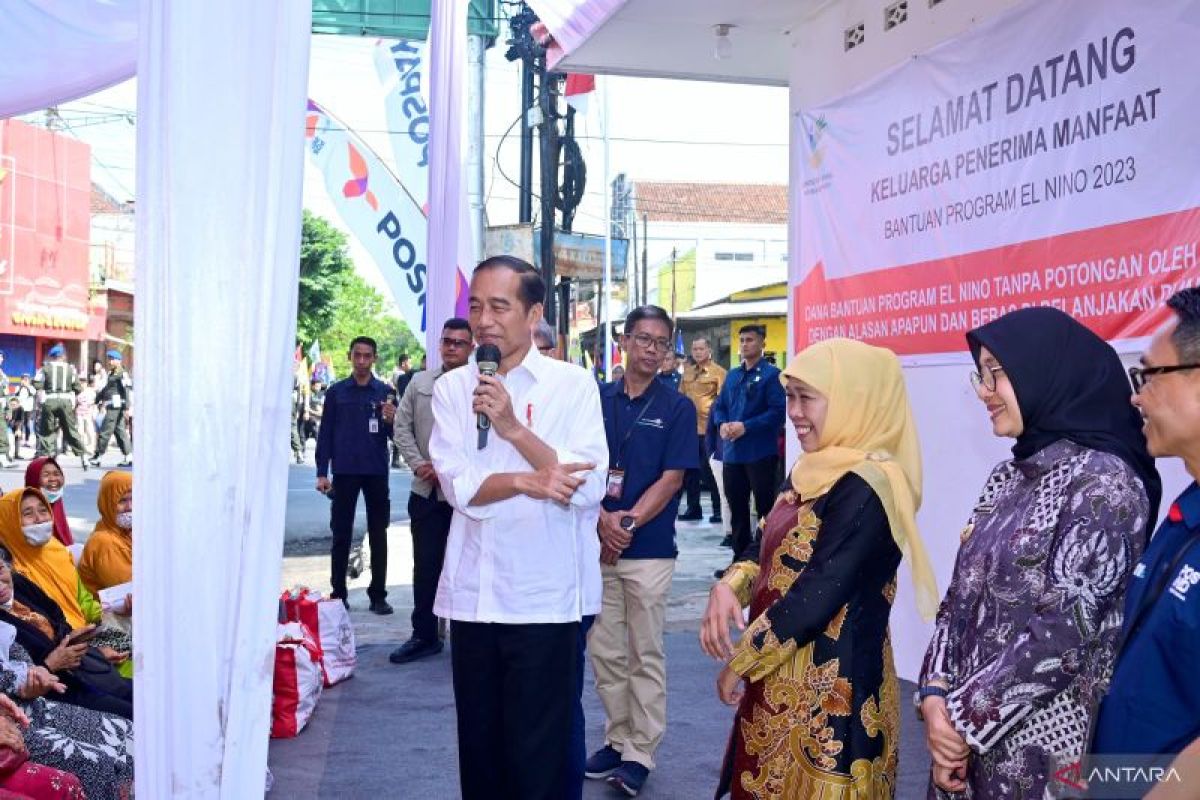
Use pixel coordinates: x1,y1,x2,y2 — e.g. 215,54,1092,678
66,627,99,646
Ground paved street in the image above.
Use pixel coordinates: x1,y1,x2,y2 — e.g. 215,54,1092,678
267,460,933,800
31,443,932,798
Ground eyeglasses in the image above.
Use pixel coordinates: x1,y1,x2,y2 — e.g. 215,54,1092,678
630,332,672,352
441,337,472,349
537,344,554,353
1128,363,1200,393
969,365,1005,392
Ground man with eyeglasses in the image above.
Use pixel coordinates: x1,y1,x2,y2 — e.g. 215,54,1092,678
1091,288,1200,791
389,317,474,664
710,325,786,569
585,305,697,796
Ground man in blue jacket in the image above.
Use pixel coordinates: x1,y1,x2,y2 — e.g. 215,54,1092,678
710,325,785,568
316,336,396,615
1091,288,1200,796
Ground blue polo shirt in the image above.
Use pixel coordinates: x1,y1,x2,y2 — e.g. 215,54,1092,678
1092,482,1200,757
600,378,697,559
656,371,680,391
709,360,785,464
315,376,395,478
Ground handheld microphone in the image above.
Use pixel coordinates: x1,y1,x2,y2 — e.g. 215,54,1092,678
476,343,501,450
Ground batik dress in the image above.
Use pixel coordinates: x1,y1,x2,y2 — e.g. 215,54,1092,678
920,440,1149,799
717,472,902,800
0,641,133,800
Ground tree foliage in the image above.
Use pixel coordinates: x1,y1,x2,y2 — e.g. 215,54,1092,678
322,272,423,376
296,210,354,344
296,211,423,377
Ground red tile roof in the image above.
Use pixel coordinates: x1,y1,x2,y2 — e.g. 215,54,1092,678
632,182,787,225
90,183,130,214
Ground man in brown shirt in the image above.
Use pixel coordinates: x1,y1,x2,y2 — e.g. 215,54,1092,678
678,336,725,522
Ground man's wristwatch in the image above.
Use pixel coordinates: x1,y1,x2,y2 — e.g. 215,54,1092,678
619,515,637,533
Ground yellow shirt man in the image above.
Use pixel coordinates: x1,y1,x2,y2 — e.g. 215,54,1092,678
680,343,726,435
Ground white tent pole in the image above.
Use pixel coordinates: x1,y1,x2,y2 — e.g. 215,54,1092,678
602,77,613,374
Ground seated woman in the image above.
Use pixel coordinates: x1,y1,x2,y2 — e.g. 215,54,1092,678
22,459,73,547
0,690,85,799
79,471,133,594
0,620,133,800
0,490,132,679
701,338,939,800
0,545,131,719
918,307,1158,797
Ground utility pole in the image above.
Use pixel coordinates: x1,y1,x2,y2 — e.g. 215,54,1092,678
506,6,537,224
538,65,560,326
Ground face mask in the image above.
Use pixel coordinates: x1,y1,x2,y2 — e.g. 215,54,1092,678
42,489,62,505
21,522,54,547
115,511,133,530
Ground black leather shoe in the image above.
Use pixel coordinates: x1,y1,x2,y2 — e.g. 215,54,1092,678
713,568,726,579
369,599,394,616
719,535,733,548
678,509,702,521
389,637,443,664
709,514,723,524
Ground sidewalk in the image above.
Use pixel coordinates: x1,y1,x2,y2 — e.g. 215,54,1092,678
269,517,933,799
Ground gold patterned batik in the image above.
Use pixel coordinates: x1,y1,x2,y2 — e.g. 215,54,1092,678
719,483,901,800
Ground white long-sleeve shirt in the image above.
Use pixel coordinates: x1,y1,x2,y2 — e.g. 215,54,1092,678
430,346,607,624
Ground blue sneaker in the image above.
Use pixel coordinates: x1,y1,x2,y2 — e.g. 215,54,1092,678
607,762,650,796
584,745,622,779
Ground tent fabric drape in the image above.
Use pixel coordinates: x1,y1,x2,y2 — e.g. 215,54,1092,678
426,0,471,367
525,0,629,69
133,1,311,796
0,0,137,118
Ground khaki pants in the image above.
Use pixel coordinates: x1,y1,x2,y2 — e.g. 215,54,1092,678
588,557,674,769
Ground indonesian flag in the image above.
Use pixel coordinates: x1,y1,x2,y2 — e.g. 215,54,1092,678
564,73,595,114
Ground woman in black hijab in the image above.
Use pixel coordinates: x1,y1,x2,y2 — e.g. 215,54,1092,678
917,307,1159,799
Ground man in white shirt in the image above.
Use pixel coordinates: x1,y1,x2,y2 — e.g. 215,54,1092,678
429,255,607,800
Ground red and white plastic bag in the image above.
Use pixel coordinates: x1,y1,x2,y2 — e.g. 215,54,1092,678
280,588,357,687
270,622,323,738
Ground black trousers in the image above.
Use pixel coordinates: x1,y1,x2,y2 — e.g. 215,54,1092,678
683,434,720,514
329,473,390,601
408,491,452,642
451,620,578,800
723,455,780,561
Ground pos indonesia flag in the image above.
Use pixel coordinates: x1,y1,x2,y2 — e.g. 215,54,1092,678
564,73,595,114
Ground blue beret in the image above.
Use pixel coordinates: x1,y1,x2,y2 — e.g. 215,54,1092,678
48,345,64,357
106,349,122,361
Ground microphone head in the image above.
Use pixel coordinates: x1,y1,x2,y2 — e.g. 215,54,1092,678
476,343,501,375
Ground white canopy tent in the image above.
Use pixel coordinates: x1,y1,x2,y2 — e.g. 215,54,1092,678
3,0,470,793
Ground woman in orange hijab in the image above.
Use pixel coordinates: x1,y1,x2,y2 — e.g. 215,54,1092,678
79,471,132,594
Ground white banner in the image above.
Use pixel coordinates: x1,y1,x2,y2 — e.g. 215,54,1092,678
793,0,1200,358
305,99,430,332
374,38,431,209
374,37,471,339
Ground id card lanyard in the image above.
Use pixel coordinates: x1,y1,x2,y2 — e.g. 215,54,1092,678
606,383,657,499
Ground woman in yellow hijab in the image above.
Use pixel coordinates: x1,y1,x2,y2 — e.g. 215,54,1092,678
79,470,133,594
701,338,937,800
0,489,93,630
0,489,132,675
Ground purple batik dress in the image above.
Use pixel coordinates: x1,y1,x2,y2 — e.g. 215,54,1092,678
920,439,1149,799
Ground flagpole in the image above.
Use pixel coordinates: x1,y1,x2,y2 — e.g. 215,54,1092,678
602,77,612,378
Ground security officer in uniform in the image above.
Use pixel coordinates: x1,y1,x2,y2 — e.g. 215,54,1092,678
89,349,132,467
33,343,88,468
